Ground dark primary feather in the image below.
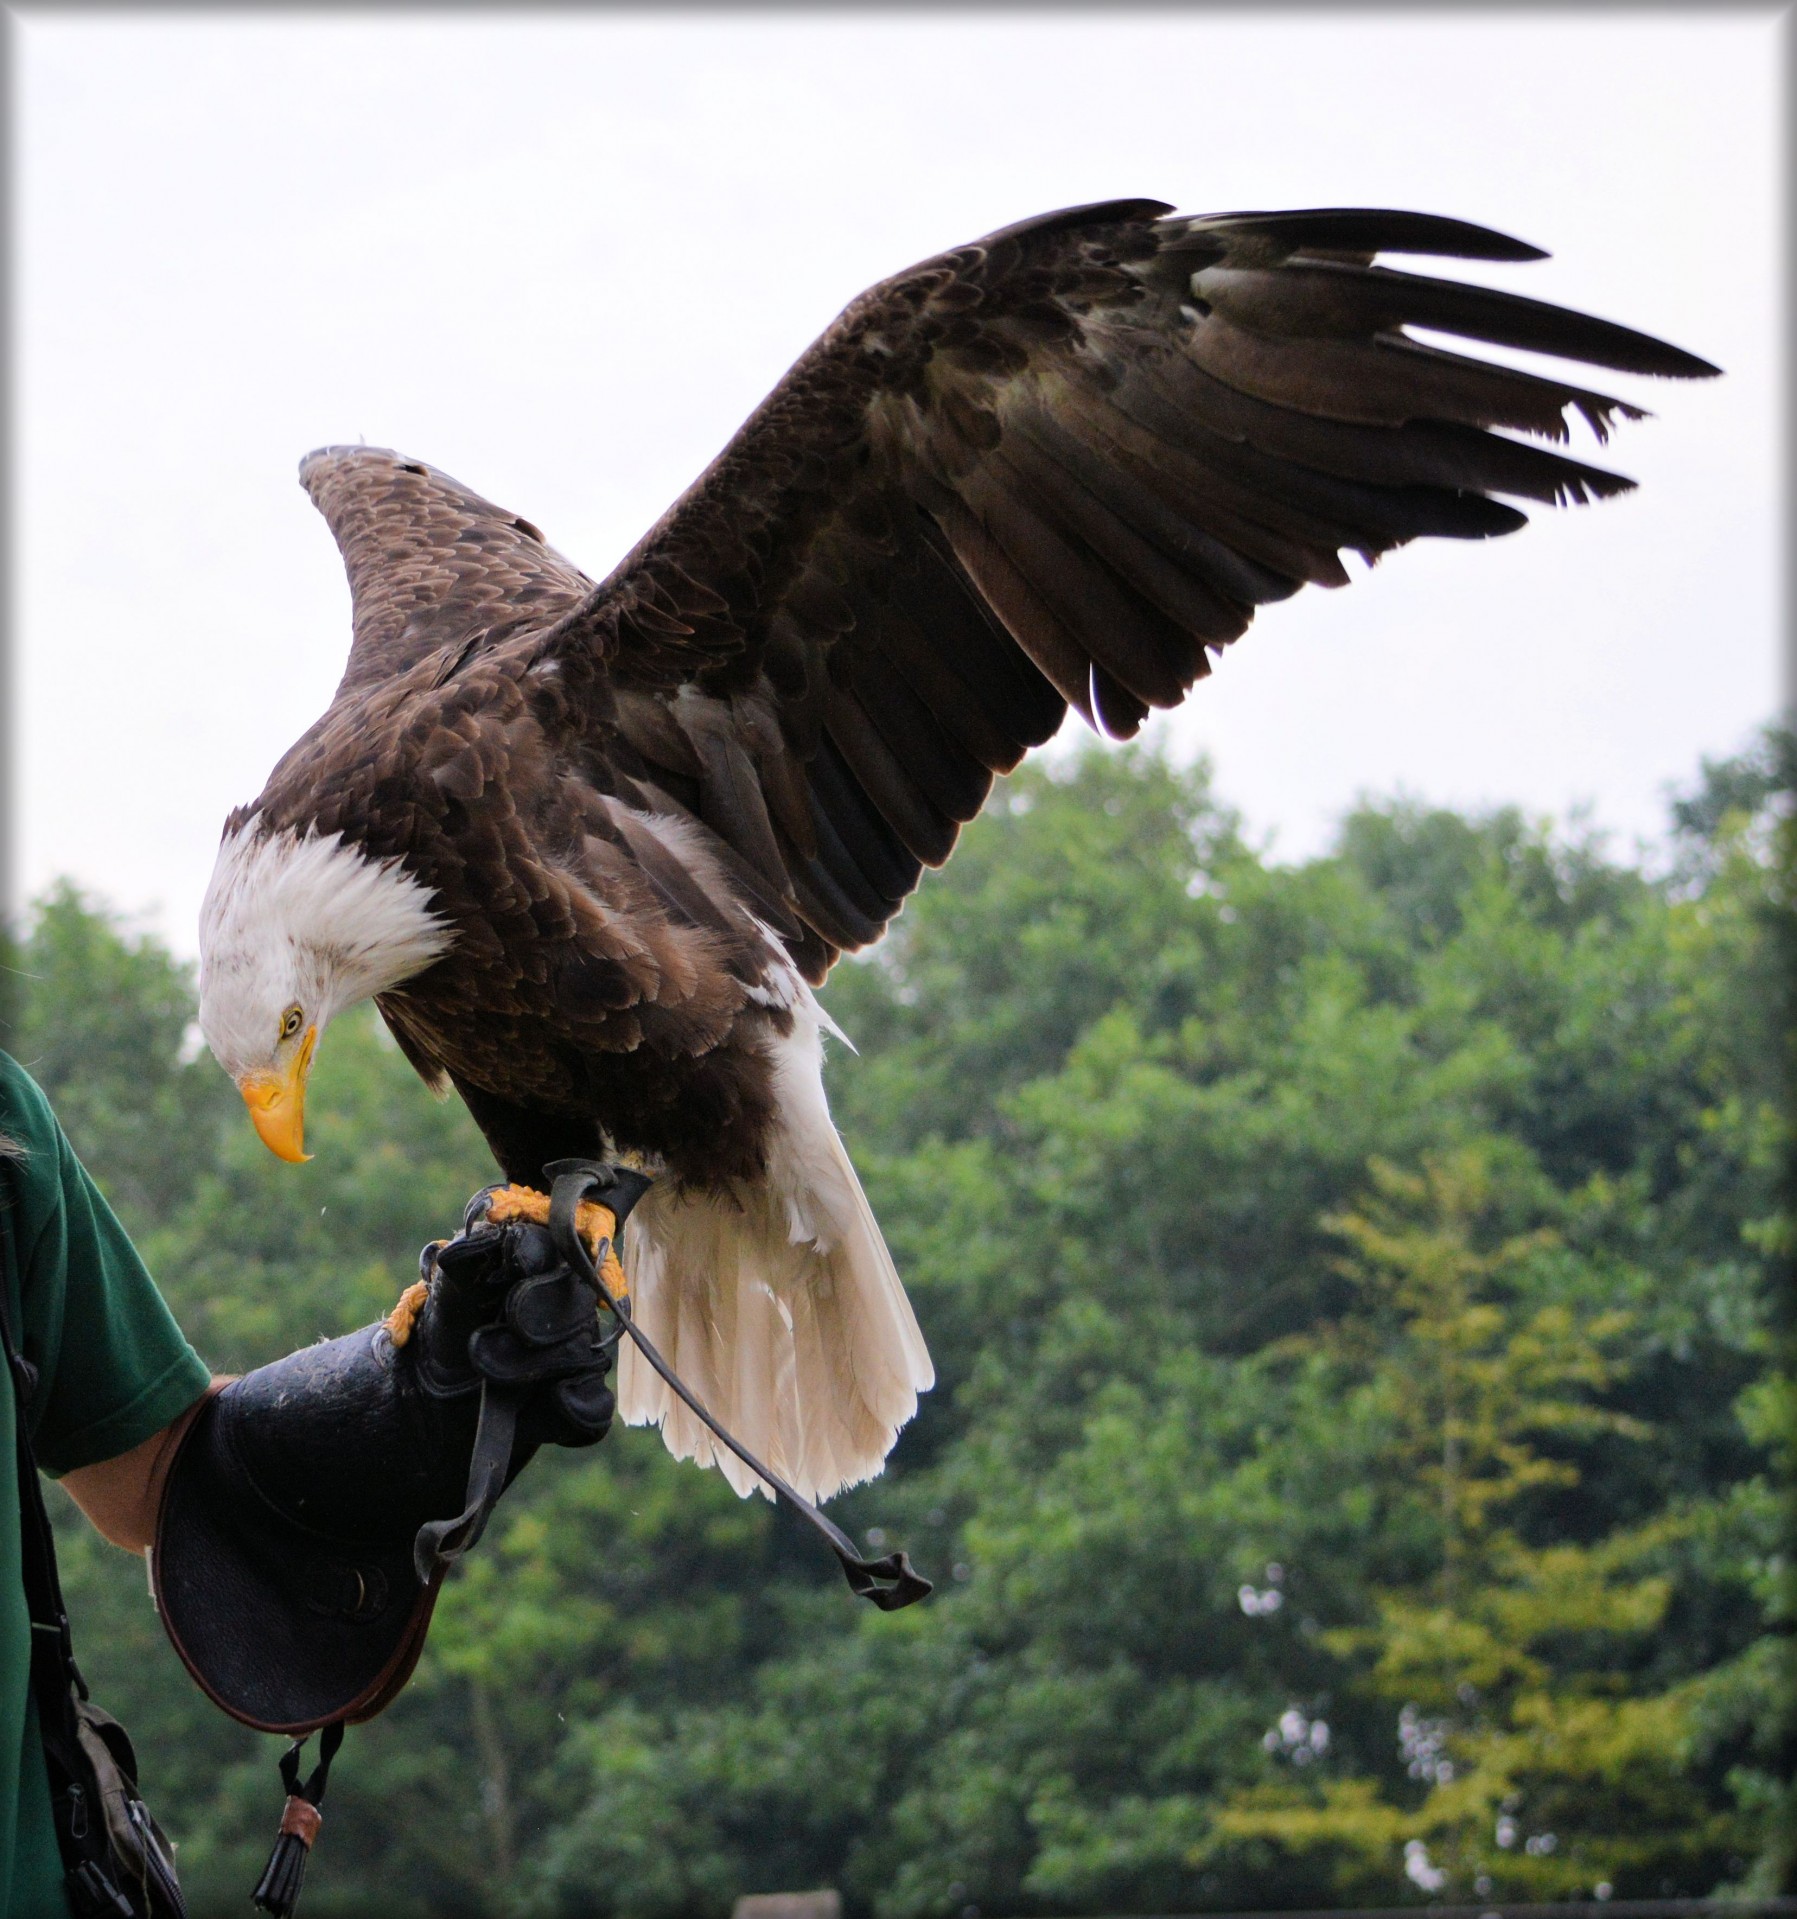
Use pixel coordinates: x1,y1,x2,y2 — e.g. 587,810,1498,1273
281,199,1714,1178
1170,207,1554,263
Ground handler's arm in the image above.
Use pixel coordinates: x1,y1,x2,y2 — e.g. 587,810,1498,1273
61,1387,217,1554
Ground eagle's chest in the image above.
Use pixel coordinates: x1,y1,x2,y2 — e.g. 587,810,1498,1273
384,947,652,1099
379,952,785,1184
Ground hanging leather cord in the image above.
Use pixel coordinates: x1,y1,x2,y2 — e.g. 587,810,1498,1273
251,1722,344,1917
411,1378,522,1585
543,1162,932,1612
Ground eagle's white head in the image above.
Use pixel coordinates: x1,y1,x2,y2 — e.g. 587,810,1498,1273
197,818,453,1161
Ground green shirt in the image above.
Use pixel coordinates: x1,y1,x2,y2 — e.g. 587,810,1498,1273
1,1055,211,1919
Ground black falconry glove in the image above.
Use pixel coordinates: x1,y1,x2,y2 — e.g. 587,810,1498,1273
151,1161,651,1738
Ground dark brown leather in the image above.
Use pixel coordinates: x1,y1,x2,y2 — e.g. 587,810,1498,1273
152,1323,459,1734
277,1800,322,1846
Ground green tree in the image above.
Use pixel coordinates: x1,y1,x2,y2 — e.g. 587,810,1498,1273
1217,1147,1751,1901
1,880,235,1231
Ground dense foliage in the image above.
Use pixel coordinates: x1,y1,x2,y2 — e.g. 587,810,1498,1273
4,733,1789,1919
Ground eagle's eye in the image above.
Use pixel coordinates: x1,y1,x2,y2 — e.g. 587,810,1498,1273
278,1004,305,1043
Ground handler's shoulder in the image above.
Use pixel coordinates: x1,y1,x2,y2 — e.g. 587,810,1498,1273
0,1049,66,1167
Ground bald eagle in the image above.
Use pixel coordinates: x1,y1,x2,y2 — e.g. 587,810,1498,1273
196,198,1713,1503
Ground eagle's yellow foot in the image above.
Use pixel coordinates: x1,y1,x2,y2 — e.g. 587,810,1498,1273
483,1184,631,1303
384,1278,431,1348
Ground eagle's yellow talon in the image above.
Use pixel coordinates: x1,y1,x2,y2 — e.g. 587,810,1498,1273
596,1240,630,1305
384,1278,431,1348
483,1182,551,1229
482,1184,630,1302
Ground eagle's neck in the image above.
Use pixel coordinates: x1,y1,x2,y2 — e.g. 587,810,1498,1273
201,817,454,1028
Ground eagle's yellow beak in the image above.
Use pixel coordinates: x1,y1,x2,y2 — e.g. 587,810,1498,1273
238,1028,316,1164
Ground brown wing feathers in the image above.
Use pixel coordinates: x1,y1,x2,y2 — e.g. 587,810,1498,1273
1171,207,1556,264
300,448,599,695
854,210,1704,947
300,201,1714,988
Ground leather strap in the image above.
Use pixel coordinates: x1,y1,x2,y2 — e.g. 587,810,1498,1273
410,1378,524,1584
250,1722,344,1916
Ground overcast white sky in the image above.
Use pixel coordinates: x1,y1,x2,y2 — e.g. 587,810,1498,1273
11,9,1785,957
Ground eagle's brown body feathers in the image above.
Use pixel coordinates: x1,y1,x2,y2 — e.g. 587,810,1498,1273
247,638,789,1185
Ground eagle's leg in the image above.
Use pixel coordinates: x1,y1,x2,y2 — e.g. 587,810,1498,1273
383,1187,633,1350
483,1185,632,1303
384,1277,433,1348
430,1076,634,1301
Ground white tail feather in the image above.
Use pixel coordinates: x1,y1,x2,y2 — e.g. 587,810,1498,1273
616,990,933,1502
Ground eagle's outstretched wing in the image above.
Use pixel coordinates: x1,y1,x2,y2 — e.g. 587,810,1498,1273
526,199,1714,980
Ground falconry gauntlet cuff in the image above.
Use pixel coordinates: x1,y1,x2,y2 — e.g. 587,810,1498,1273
151,1164,650,1735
